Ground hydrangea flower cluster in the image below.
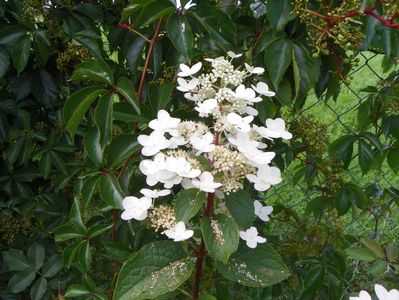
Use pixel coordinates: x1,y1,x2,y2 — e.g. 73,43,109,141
350,284,399,300
121,53,291,247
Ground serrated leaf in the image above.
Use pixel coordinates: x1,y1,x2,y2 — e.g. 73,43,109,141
174,189,206,223
217,244,290,287
113,241,194,300
201,214,239,263
225,190,255,229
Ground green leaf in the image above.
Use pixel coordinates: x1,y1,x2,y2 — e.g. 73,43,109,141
63,241,86,266
116,77,140,115
82,175,100,204
387,148,399,173
70,197,87,233
358,139,375,174
94,93,114,147
370,259,388,276
292,43,319,107
27,243,45,270
42,255,62,277
30,277,47,300
0,25,27,45
84,127,103,166
99,173,124,209
71,59,114,86
304,267,324,291
135,0,174,28
201,214,239,263
174,189,206,223
329,134,356,169
39,152,51,179
65,284,91,297
12,35,31,73
217,244,290,287
113,241,194,300
360,238,385,259
264,37,293,89
266,0,295,31
345,247,376,262
357,98,373,130
104,243,131,263
78,241,91,270
0,46,10,78
225,190,255,229
166,14,193,58
73,30,103,59
107,134,140,168
149,81,174,111
88,224,112,238
190,5,236,50
50,151,68,175
335,184,368,215
2,249,31,271
8,266,36,293
63,86,105,136
53,223,86,242
386,244,398,262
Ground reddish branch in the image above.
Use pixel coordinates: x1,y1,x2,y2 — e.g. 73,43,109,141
193,192,215,300
137,18,163,101
305,1,399,29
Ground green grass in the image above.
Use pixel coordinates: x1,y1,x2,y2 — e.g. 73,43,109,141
267,52,399,242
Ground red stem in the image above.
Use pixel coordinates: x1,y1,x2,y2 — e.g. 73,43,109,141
193,192,215,300
137,18,163,101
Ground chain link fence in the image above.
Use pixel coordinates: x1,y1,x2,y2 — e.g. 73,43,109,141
268,52,399,246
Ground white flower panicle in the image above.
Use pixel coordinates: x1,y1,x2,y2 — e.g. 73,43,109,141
121,54,292,247
350,284,399,300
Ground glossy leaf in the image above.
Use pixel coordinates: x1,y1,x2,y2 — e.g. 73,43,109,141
135,0,174,28
64,86,105,136
107,134,140,168
71,59,114,86
116,77,140,115
166,14,193,58
266,0,295,31
42,255,62,278
84,127,103,166
99,173,124,209
94,93,114,147
264,37,293,89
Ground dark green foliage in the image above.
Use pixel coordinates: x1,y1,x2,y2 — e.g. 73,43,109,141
0,0,398,299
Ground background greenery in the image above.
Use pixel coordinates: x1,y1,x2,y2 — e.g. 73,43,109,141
0,0,398,299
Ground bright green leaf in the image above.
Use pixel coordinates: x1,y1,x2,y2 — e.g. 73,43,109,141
201,214,239,263
217,244,290,287
113,241,194,300
225,190,255,229
174,189,206,223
